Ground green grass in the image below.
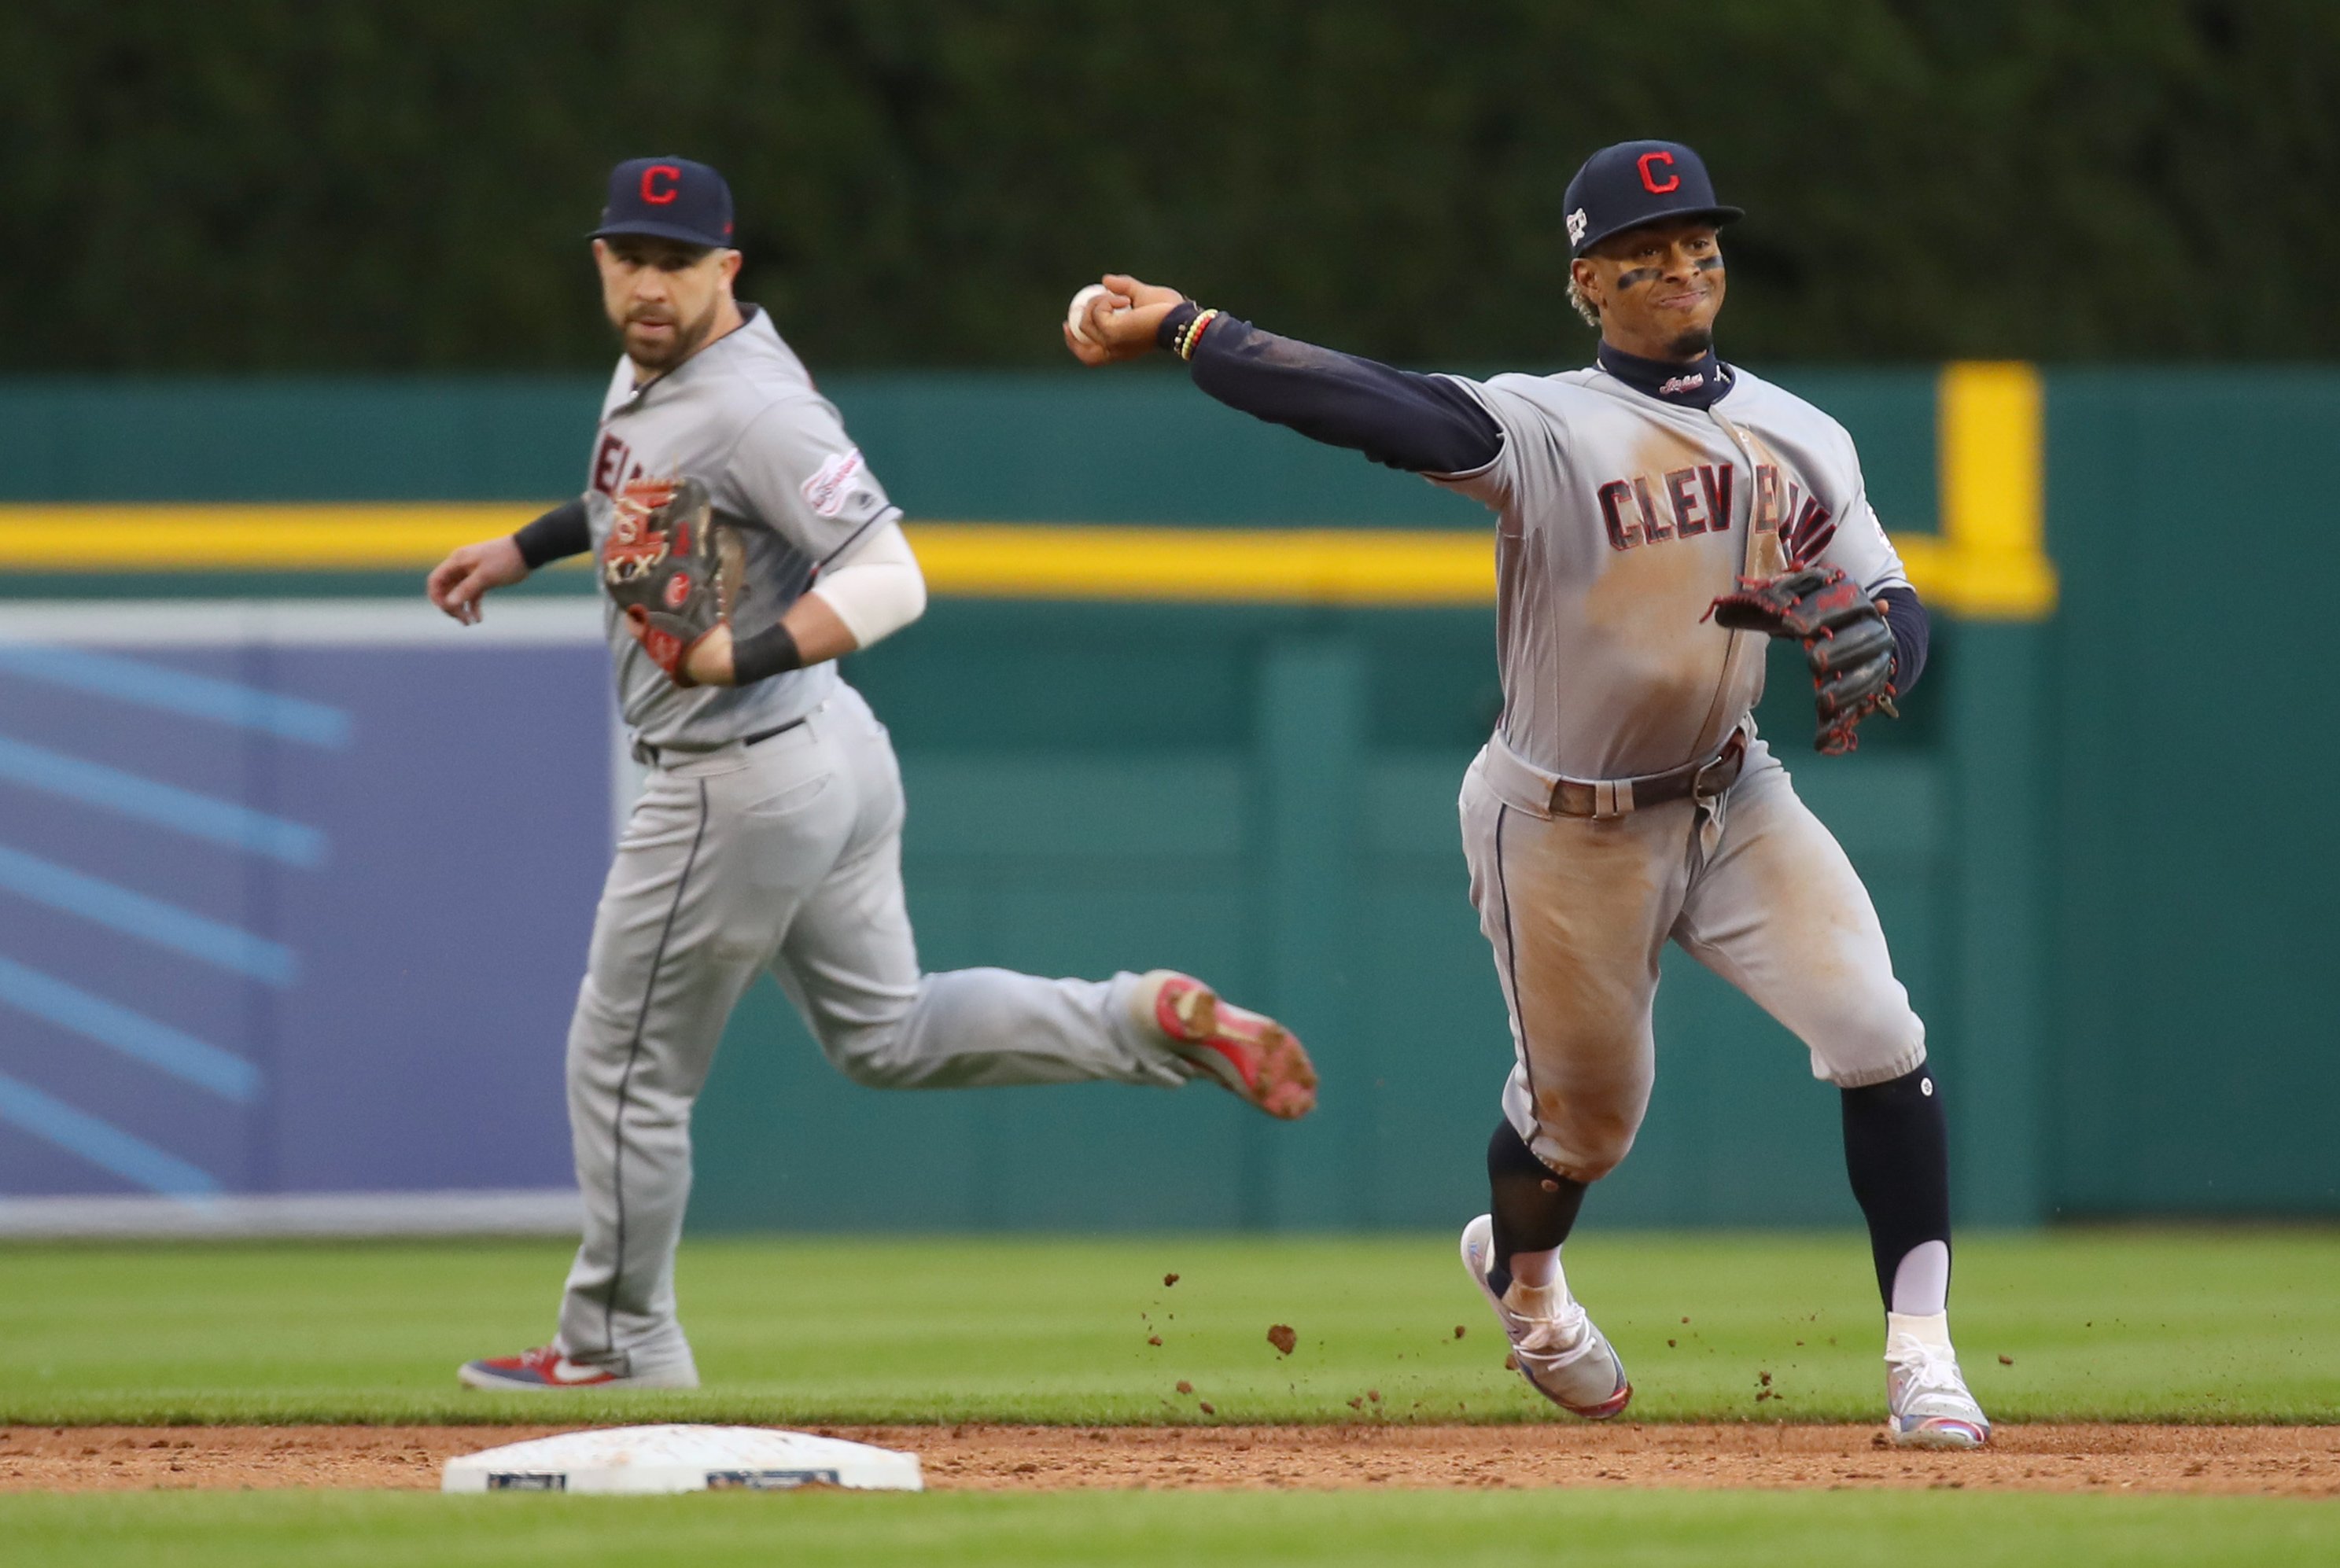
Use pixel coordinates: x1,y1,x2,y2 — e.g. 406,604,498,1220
4,1490,2336,1568
2,1228,2334,1426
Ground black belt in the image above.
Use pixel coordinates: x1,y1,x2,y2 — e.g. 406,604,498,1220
1549,730,1746,819
635,717,805,769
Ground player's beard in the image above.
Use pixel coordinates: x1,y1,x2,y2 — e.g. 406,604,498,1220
621,298,720,373
1665,324,1715,359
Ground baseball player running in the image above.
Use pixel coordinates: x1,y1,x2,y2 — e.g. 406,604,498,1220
1066,140,1987,1448
426,156,1317,1391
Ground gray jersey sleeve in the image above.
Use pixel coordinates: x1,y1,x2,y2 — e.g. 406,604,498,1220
1421,374,1550,511
1806,418,1911,595
717,395,903,564
1819,491,1911,595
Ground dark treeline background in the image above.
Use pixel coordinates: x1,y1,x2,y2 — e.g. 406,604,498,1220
9,0,2334,371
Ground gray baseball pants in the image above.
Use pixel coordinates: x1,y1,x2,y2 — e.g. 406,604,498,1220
555,685,1188,1382
1461,734,1926,1184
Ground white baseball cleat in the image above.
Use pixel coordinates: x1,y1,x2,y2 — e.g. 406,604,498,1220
1884,1312,1991,1448
1459,1214,1631,1419
457,1345,698,1391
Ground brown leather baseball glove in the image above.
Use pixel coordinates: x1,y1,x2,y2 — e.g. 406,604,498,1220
600,476,731,686
1707,565,1899,755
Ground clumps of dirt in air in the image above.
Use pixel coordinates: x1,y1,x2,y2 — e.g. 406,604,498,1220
1266,1324,1297,1356
1163,1273,1179,1287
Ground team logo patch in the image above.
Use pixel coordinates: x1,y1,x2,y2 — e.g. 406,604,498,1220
1566,208,1589,245
1658,373,1705,395
663,572,693,609
801,447,867,519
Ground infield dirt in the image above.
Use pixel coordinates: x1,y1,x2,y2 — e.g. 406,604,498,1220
2,1423,2334,1496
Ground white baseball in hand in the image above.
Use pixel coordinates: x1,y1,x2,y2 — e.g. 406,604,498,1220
1066,283,1122,346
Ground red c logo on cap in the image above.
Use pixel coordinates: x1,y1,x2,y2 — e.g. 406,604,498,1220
1637,151,1680,194
641,164,681,204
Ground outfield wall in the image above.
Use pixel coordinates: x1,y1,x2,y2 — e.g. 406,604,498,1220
0,369,2331,1231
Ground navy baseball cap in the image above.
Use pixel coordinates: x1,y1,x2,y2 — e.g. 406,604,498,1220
591,156,736,249
1563,141,1741,256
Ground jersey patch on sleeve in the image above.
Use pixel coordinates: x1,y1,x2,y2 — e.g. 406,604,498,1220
801,447,871,519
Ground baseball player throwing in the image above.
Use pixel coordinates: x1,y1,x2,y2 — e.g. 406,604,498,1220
426,156,1317,1390
1067,139,1987,1447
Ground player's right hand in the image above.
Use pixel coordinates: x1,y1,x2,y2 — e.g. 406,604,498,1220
1063,274,1185,366
426,536,530,625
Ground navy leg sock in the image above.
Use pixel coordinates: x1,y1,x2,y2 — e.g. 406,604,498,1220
1840,1063,1953,1311
1485,1119,1588,1295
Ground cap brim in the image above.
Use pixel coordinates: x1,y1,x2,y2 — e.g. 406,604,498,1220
588,219,734,249
1573,204,1744,256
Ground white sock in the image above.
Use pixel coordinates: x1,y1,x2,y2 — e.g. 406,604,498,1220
1889,1239,1950,1316
1886,1309,1955,1356
1507,1247,1560,1290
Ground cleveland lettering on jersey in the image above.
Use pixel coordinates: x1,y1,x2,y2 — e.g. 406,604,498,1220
1596,460,1837,559
591,431,644,498
1597,464,1737,550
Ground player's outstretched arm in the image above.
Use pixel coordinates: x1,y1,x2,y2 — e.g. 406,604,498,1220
1063,274,1500,475
427,497,591,624
426,536,529,625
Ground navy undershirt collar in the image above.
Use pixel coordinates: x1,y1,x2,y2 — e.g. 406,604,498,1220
1595,341,1734,409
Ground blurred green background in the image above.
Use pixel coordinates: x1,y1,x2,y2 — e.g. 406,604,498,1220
6,0,2338,370
2,2,2335,1234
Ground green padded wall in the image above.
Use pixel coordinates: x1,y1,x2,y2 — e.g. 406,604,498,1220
7,366,2334,1226
2043,373,2340,1217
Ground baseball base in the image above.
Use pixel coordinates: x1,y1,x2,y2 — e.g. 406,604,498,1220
441,1424,924,1493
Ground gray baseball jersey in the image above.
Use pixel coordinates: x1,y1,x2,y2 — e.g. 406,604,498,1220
584,307,900,749
540,308,1250,1385
1434,366,1909,782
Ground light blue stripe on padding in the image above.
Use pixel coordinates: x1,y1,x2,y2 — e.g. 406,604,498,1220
0,734,326,867
0,844,296,985
0,646,352,749
0,955,260,1102
0,1069,223,1195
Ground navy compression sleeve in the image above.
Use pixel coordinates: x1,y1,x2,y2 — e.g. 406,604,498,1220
1161,305,1502,476
512,497,591,569
1878,585,1929,695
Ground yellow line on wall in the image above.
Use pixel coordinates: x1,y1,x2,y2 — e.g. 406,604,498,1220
0,368,2058,619
0,505,1984,609
908,525,1493,604
0,505,543,570
1930,362,2058,618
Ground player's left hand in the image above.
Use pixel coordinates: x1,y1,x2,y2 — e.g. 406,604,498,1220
1063,274,1185,366
673,622,735,686
1706,565,1900,754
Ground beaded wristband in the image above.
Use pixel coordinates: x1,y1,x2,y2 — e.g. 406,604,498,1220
1177,308,1221,361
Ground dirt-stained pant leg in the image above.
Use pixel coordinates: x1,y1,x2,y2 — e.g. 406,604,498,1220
1670,740,1926,1087
1461,756,1690,1182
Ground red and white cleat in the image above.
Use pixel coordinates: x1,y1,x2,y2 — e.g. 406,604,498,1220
457,1345,692,1391
1137,970,1318,1120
